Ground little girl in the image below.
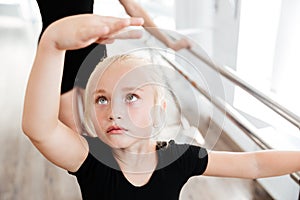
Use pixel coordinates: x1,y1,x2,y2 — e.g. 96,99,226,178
22,14,300,200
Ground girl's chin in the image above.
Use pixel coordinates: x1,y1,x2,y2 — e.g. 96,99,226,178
108,142,132,150
96,132,151,149
104,137,135,149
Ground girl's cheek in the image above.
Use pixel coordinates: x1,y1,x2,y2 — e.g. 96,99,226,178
91,107,105,130
128,109,153,128
94,106,107,119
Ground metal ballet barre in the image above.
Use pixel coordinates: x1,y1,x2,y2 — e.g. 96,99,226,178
143,33,300,185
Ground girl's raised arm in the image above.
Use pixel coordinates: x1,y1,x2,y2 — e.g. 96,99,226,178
22,14,143,172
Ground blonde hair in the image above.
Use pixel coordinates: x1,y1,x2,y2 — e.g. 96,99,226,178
83,54,165,136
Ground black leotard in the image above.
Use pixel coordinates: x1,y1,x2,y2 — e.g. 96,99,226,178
36,0,106,94
69,136,208,200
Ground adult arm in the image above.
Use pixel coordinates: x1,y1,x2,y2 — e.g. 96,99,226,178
119,0,190,51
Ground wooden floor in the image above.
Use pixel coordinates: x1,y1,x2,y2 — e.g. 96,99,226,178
0,20,273,200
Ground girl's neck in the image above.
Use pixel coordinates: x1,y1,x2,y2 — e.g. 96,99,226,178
112,140,158,174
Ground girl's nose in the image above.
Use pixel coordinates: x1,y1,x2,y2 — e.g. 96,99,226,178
108,102,123,121
108,115,121,121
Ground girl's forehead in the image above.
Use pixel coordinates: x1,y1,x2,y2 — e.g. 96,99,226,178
109,58,150,73
96,58,156,90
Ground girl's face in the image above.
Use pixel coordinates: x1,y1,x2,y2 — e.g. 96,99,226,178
90,59,160,149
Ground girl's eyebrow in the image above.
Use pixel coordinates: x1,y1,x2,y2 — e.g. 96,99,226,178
93,87,144,94
93,89,106,95
122,87,144,92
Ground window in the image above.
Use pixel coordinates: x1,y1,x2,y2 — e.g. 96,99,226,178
234,0,300,134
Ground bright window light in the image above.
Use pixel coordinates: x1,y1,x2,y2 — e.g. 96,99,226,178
234,0,300,133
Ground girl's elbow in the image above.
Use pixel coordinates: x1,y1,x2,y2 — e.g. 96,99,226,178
21,114,41,141
22,113,28,132
22,115,33,138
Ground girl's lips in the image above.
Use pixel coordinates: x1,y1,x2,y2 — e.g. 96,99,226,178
106,125,126,134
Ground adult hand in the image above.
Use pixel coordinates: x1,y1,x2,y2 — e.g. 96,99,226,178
168,38,191,51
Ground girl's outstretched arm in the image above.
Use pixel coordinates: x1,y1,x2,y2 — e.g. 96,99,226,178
22,14,143,172
204,150,300,179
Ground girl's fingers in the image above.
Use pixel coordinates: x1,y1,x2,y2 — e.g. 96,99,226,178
100,16,144,32
110,29,143,40
95,29,143,44
80,26,110,43
51,15,144,50
98,38,115,44
88,17,143,44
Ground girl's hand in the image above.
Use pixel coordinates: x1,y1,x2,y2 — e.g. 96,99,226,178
41,14,144,51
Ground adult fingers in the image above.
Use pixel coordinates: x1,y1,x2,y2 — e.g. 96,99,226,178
127,17,144,26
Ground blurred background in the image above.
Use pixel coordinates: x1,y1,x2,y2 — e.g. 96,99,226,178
1,0,300,199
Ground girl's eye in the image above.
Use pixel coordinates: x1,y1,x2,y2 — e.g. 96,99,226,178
96,96,108,105
125,94,138,103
